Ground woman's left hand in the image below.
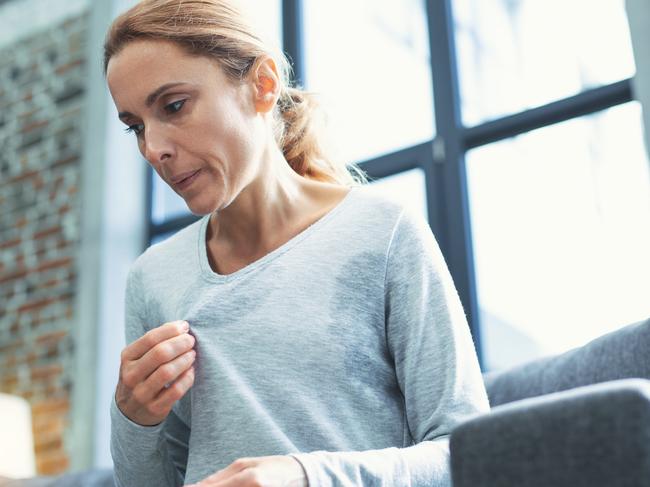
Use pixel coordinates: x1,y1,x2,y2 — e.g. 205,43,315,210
184,455,308,487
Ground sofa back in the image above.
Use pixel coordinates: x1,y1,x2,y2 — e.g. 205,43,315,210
482,317,650,407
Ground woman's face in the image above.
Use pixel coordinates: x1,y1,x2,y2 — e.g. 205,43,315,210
106,39,267,215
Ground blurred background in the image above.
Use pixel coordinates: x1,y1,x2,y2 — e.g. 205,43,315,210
0,0,649,479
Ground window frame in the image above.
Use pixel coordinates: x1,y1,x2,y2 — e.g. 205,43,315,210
145,0,635,370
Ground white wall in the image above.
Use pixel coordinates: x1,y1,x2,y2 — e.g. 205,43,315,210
78,0,145,469
50,0,144,471
627,0,650,162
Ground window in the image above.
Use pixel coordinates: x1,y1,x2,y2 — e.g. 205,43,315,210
144,0,649,372
303,0,434,163
453,0,636,126
467,101,650,370
367,168,428,220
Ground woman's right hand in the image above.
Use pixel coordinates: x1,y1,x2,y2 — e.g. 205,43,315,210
115,320,196,426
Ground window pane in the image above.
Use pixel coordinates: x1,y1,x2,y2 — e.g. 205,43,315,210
466,102,650,371
151,173,191,225
304,0,434,164
367,167,428,220
453,0,636,126
150,229,178,246
238,0,282,46
150,0,281,224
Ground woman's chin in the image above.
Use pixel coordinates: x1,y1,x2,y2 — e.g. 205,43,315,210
186,204,214,217
184,197,223,216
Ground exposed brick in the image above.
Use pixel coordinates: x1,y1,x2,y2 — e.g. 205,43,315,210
19,108,40,120
2,168,39,186
45,345,58,359
54,58,83,75
34,435,63,455
9,321,20,334
35,257,72,273
31,396,69,417
32,174,45,189
0,237,21,250
51,155,77,169
21,390,34,400
0,267,29,284
21,120,48,134
1,10,88,475
0,338,24,354
33,225,62,240
17,296,57,313
41,277,62,288
33,415,65,444
36,447,69,475
1,373,19,391
30,364,63,382
35,329,67,346
31,315,57,329
3,354,18,368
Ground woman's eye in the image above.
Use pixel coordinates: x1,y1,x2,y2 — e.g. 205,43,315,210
165,99,185,114
124,123,144,136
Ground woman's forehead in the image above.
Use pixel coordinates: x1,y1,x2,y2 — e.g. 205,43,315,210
106,39,227,106
107,39,204,80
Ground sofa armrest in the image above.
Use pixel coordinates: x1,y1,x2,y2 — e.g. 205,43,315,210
450,378,650,487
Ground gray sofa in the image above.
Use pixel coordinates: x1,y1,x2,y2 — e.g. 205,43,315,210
6,317,649,487
451,316,650,487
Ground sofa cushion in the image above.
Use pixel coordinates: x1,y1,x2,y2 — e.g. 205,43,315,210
483,317,650,407
451,378,650,487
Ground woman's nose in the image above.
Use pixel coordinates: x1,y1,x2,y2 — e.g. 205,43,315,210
143,126,174,164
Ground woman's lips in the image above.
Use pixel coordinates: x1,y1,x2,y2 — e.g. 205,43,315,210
174,169,201,190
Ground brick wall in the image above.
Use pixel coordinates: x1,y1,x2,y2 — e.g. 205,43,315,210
0,12,88,475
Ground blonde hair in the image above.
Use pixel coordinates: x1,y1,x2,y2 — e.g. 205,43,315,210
103,0,367,186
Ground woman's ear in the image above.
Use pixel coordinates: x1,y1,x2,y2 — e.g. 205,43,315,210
251,56,280,114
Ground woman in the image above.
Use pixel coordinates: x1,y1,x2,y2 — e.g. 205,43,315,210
105,1,489,486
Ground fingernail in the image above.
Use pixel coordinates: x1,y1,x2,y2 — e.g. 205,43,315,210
181,320,189,331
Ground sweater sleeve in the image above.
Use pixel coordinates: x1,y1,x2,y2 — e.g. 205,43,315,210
110,264,190,487
290,207,490,486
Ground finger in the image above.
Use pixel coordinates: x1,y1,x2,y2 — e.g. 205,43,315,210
202,458,254,484
122,320,189,361
132,332,196,383
196,468,254,487
144,348,196,394
210,470,255,487
150,364,195,412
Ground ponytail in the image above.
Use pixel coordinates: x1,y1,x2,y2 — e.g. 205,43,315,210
276,87,367,186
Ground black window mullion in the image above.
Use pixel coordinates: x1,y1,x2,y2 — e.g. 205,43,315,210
145,165,154,248
357,142,431,180
463,79,633,149
426,0,483,367
282,0,305,88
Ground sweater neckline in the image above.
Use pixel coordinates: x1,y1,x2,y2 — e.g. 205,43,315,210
197,186,359,283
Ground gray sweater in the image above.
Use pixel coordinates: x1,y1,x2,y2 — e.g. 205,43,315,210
110,185,490,486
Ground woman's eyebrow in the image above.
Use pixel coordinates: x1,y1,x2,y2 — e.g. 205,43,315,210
118,81,189,120
145,82,187,107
